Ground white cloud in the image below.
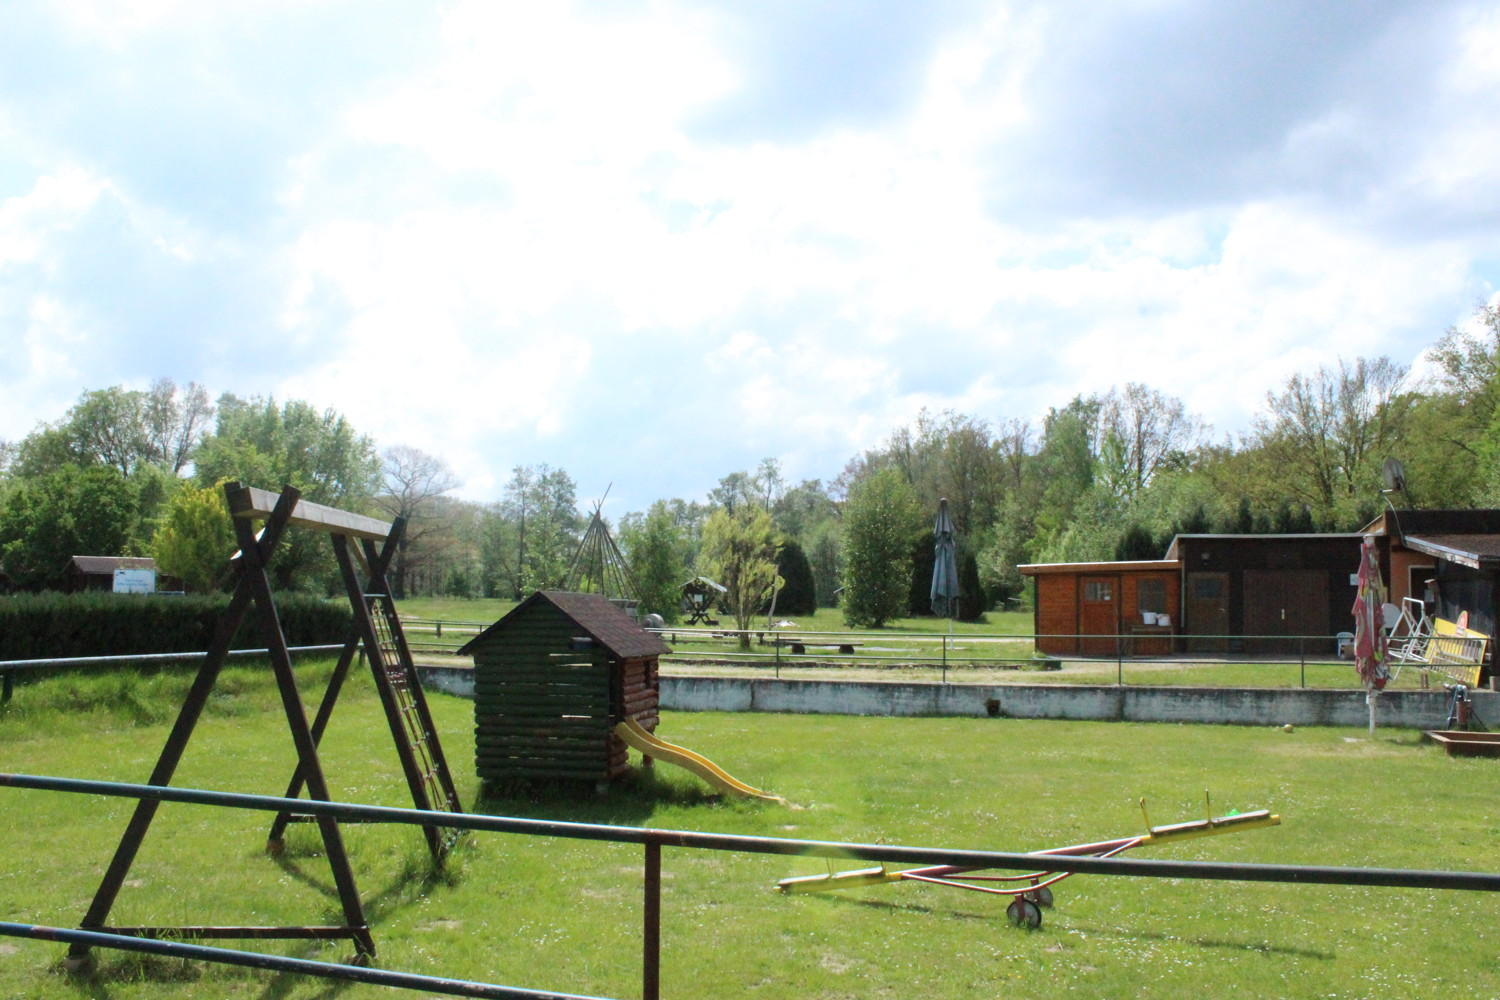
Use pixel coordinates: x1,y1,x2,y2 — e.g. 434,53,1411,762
2,0,1498,512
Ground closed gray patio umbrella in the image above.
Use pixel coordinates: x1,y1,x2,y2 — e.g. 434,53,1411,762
930,498,960,618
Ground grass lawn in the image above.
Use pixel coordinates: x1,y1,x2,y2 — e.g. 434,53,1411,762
3,659,1498,998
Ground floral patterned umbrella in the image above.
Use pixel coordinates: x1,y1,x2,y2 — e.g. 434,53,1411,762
1352,535,1388,734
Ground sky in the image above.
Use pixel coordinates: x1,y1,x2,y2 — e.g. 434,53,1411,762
2,0,1499,515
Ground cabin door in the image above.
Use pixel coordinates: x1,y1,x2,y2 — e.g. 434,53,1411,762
1242,570,1329,655
1078,575,1121,656
1185,572,1230,653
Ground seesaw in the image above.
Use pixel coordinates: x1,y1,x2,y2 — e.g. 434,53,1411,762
777,794,1280,928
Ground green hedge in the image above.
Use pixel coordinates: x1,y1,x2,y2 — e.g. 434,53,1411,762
0,592,353,661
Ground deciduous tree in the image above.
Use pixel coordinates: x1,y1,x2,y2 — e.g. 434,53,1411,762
376,445,461,598
0,465,138,589
620,500,687,623
151,481,235,593
841,468,921,628
700,505,781,647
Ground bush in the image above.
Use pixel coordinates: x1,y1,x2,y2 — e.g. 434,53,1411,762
0,591,352,661
769,539,818,617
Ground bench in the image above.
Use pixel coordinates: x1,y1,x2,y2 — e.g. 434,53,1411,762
1396,617,1489,687
775,640,863,655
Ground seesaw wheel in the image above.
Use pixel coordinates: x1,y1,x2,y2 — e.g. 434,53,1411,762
1007,897,1042,929
1026,886,1055,909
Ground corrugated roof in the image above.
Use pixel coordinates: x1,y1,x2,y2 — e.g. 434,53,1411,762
458,590,671,659
70,556,156,574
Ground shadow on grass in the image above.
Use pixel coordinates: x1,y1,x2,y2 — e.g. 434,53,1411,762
798,891,994,923
1072,921,1335,960
801,892,1334,960
473,767,748,825
52,952,204,1000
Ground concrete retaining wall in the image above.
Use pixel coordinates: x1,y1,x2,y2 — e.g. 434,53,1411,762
415,664,1495,730
658,678,1499,729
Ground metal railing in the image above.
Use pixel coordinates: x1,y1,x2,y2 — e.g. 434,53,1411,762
645,628,1371,684
4,771,1500,999
399,617,488,653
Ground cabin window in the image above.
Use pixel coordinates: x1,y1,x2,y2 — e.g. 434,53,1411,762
1083,581,1114,602
1192,576,1224,600
1138,579,1166,614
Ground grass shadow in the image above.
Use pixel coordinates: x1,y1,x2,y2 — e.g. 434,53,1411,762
473,767,750,825
1073,921,1335,960
799,891,995,922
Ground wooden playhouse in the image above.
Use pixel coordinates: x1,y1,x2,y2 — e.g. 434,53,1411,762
458,590,671,785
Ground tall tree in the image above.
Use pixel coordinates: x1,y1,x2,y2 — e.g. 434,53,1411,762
193,395,380,589
142,378,215,474
1406,302,1500,506
376,445,461,599
1248,357,1412,527
1095,383,1207,500
699,505,781,648
498,464,581,595
620,499,688,624
841,468,922,628
0,465,138,589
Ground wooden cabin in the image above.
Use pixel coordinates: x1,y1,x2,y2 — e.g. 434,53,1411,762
67,556,158,593
1022,533,1365,657
457,590,671,786
1165,534,1361,654
1022,560,1181,657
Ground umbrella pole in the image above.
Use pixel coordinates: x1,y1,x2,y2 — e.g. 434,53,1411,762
1367,689,1377,736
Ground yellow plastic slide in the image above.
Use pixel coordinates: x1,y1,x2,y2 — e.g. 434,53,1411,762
613,719,785,804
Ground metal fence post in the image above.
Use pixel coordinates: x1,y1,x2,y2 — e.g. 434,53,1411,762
644,840,661,1000
1300,637,1306,689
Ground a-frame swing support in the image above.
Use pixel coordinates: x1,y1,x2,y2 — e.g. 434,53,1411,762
68,482,463,965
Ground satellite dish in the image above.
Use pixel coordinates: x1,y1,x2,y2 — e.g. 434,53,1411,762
1381,458,1407,494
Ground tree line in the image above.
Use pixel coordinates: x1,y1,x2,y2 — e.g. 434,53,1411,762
2,303,1497,626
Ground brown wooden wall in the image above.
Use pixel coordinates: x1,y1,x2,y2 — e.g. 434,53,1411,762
471,603,641,784
1034,575,1078,655
1032,569,1180,657
1175,536,1359,654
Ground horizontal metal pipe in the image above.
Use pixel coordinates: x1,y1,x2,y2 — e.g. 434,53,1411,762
0,646,344,671
5,772,1500,893
0,922,606,1000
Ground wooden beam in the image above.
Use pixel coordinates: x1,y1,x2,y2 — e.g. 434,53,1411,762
226,485,391,541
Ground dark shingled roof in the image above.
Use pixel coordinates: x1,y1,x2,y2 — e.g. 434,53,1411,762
459,590,671,659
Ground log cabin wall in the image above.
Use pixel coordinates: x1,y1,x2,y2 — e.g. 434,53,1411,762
462,591,670,786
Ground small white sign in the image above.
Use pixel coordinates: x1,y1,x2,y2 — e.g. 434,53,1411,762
113,568,156,594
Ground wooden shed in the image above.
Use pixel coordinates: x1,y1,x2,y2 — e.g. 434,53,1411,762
1166,533,1361,654
457,590,671,786
66,556,158,593
1021,533,1366,657
1021,560,1181,657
